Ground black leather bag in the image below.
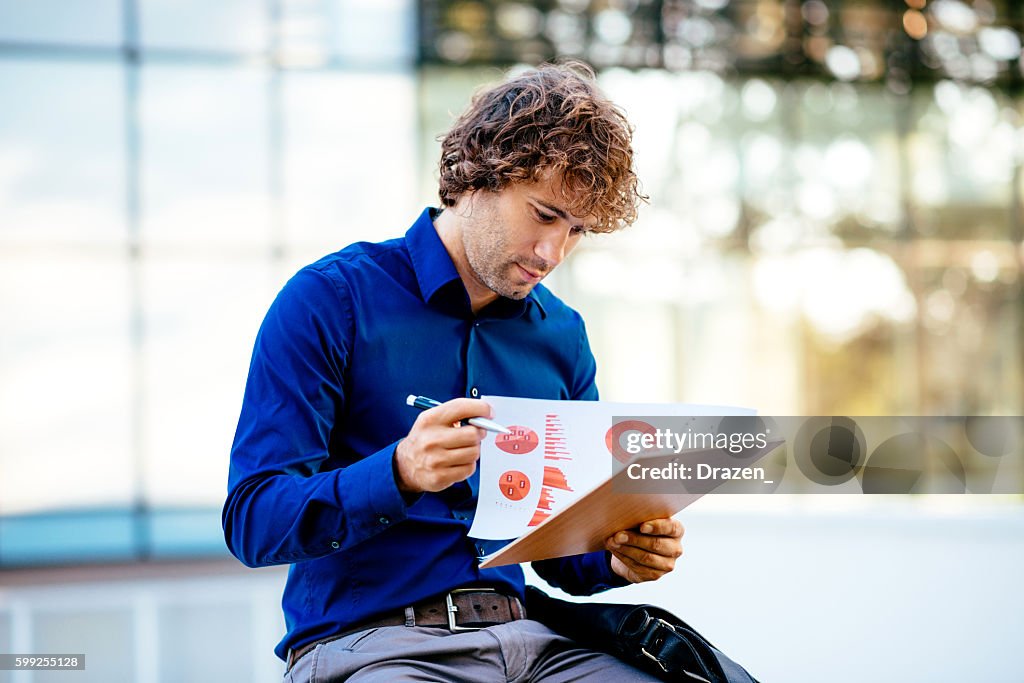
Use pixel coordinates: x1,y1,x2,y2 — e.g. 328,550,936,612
525,586,760,683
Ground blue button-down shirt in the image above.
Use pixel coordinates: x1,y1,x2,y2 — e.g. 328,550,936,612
224,208,626,660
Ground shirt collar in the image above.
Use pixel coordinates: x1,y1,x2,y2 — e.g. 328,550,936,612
405,207,547,320
406,207,461,304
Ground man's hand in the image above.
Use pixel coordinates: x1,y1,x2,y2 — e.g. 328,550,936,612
393,398,492,494
606,518,684,584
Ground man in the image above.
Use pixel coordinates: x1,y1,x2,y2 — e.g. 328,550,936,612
224,61,684,682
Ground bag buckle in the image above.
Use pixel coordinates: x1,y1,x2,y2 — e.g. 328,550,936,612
640,618,675,672
640,618,712,683
445,588,497,631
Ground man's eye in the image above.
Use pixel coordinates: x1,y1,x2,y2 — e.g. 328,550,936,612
570,225,589,236
534,209,556,223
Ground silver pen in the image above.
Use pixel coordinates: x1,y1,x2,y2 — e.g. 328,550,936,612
405,394,512,434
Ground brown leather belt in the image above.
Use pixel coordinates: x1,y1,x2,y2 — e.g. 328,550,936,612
285,588,526,672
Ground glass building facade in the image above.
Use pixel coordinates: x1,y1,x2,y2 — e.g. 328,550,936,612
1,0,1022,562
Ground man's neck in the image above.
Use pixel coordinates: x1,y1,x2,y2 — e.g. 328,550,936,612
432,207,499,314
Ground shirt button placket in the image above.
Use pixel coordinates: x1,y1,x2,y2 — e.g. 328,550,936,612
467,320,481,399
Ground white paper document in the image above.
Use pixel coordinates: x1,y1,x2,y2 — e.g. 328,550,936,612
467,396,754,541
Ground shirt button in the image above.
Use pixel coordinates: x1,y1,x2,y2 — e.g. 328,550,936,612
378,516,391,526
470,387,479,398
331,541,340,549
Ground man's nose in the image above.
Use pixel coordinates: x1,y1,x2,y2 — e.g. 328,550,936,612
534,229,571,268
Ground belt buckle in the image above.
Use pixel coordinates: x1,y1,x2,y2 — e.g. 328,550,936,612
445,587,497,631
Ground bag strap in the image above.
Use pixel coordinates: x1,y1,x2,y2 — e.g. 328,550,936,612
631,615,714,682
627,609,758,683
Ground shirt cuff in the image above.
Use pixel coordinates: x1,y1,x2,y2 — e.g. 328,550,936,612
592,550,631,591
334,440,413,546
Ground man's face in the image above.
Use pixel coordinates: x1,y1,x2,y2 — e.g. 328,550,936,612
458,173,595,301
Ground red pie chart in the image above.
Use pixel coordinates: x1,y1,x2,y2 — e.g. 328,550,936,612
495,426,539,454
499,470,531,501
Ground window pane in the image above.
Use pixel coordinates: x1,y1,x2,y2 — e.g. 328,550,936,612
787,84,900,242
141,257,276,506
0,255,134,514
140,65,271,248
912,249,1022,414
33,610,133,683
280,0,414,66
0,0,121,47
283,70,418,248
909,83,1016,240
0,60,125,245
0,512,136,564
159,604,253,681
139,0,268,53
149,509,227,557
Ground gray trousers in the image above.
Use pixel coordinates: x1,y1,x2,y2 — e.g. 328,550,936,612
285,619,662,682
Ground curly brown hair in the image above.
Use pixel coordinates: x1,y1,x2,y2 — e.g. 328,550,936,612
438,61,645,233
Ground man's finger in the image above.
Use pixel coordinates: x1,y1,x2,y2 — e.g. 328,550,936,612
607,543,678,572
421,443,480,468
611,553,665,583
609,532,682,558
428,424,486,448
440,445,483,464
429,398,494,425
636,518,684,537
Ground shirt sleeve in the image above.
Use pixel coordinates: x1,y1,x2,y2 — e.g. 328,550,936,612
532,551,628,595
530,315,631,594
222,267,413,568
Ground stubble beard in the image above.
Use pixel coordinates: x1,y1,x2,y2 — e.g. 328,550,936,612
464,211,537,301
466,238,527,300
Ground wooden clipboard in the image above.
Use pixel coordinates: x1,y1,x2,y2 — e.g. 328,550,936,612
478,440,783,568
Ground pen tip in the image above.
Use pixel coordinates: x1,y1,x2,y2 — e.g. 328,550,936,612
406,394,417,406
